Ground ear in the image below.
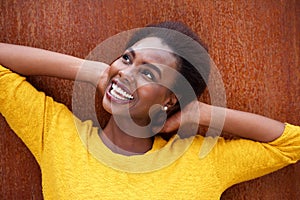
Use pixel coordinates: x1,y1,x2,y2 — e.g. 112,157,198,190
164,92,178,109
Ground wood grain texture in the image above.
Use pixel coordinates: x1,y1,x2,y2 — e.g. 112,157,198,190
0,0,299,199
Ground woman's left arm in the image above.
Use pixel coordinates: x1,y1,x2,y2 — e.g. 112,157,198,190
162,101,299,190
163,101,287,142
202,103,285,142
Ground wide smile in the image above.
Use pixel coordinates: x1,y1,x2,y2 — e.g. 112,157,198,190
106,80,135,104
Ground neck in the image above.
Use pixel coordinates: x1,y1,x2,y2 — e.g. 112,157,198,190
101,117,154,155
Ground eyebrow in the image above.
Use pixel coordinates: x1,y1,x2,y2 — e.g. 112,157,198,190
127,47,136,59
127,48,162,78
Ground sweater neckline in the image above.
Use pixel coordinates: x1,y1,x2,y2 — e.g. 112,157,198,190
97,129,164,156
79,124,195,173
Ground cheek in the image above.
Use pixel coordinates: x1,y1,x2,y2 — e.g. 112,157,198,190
108,66,118,78
109,60,123,77
137,85,167,103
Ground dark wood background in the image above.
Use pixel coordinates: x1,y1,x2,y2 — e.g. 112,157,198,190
0,0,299,199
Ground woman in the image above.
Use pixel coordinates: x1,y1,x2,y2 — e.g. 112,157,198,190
0,21,299,199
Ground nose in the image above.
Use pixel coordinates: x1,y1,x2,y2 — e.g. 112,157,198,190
118,66,136,84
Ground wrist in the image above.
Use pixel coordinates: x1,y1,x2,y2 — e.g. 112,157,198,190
199,102,212,127
78,60,106,86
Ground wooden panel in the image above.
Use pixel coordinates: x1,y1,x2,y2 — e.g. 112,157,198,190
0,0,299,199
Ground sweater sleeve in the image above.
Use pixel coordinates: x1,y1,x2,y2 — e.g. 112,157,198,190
213,123,300,191
0,65,67,163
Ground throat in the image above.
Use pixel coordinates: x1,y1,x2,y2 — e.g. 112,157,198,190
100,118,154,156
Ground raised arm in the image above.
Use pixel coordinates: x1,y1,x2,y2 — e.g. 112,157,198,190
0,43,108,87
162,101,286,142
0,43,109,161
202,103,285,142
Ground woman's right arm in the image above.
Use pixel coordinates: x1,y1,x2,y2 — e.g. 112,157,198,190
0,43,108,87
0,43,108,162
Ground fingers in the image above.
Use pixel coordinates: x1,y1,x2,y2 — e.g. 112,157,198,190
97,64,111,95
160,101,203,133
160,111,181,133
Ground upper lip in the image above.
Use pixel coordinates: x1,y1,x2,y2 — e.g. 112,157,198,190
111,79,134,97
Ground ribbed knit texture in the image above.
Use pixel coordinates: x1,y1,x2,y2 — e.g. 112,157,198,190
1,65,299,200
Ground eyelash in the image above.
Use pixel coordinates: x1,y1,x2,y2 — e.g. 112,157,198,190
121,53,131,65
140,69,155,80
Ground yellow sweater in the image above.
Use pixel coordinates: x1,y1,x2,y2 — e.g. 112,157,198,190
1,65,300,200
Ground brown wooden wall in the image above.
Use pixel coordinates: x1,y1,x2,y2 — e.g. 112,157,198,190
0,0,299,199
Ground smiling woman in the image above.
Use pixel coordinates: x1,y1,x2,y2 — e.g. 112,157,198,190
0,21,300,200
102,37,179,120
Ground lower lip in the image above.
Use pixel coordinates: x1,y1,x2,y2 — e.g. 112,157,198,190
105,83,133,104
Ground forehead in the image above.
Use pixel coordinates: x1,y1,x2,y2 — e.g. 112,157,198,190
130,37,178,69
132,37,172,51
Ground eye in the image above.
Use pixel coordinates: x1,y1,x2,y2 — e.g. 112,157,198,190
141,69,155,80
121,53,131,65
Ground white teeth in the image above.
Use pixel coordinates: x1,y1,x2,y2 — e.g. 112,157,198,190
111,89,127,100
111,83,134,100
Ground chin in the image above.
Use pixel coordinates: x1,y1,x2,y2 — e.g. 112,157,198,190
102,97,130,117
102,97,113,114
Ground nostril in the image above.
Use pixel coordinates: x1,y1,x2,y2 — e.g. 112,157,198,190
118,70,124,77
118,69,135,84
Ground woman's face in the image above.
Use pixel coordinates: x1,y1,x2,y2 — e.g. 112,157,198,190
102,37,179,125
